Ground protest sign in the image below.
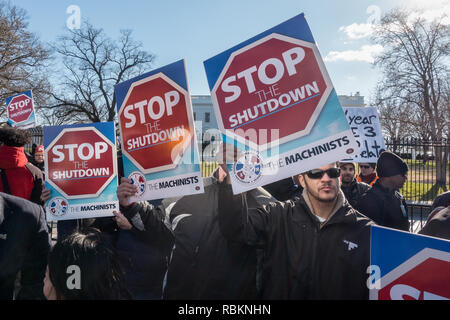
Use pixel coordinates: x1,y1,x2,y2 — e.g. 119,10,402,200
343,107,385,162
44,122,118,221
204,13,359,194
369,225,450,300
115,59,203,201
6,90,36,129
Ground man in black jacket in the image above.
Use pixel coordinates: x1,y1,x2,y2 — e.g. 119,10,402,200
0,192,51,300
356,151,410,231
115,177,174,300
163,168,275,300
339,162,370,208
218,161,374,299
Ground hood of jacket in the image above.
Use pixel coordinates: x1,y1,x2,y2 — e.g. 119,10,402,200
0,145,28,169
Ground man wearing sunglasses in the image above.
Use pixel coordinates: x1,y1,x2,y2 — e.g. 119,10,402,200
218,160,373,300
356,163,378,186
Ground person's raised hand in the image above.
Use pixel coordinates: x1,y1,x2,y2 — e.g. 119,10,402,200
41,187,51,205
216,143,241,185
113,211,132,230
116,177,138,207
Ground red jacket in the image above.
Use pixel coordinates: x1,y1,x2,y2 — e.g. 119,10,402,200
0,145,43,205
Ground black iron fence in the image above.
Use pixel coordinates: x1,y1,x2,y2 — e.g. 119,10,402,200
383,138,449,232
384,138,449,203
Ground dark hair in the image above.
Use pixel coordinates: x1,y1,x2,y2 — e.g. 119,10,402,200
47,228,131,300
0,126,31,146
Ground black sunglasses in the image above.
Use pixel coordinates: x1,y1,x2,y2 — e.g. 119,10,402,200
306,167,341,179
360,165,371,169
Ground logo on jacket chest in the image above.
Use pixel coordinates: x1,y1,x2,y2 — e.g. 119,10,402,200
0,233,7,240
343,239,358,251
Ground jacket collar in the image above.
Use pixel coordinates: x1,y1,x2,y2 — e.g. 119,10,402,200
341,178,358,189
299,188,354,228
373,180,398,195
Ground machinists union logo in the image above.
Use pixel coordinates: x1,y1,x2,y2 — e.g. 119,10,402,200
47,197,69,217
233,151,262,184
128,171,146,197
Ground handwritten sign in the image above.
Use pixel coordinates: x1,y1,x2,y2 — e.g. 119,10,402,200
343,107,385,162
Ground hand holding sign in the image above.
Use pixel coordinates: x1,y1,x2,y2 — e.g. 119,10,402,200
216,143,242,185
116,177,138,208
113,211,133,230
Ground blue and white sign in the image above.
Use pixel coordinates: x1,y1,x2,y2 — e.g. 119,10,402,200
343,107,385,162
369,225,450,300
44,122,119,221
6,90,37,129
204,13,359,194
115,60,203,202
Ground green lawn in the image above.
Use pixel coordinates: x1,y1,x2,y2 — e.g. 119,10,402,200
401,181,449,202
405,159,440,168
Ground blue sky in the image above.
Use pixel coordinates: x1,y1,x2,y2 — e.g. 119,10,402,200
12,0,448,104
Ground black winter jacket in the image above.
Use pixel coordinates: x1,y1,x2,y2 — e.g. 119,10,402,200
356,181,409,231
0,193,50,300
218,184,373,300
340,179,370,208
164,177,276,300
118,201,174,299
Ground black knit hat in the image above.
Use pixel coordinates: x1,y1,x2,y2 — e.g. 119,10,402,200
376,151,408,177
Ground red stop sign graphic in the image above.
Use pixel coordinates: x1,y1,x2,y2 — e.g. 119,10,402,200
7,94,34,123
118,73,193,174
46,127,116,199
377,249,450,300
212,34,332,150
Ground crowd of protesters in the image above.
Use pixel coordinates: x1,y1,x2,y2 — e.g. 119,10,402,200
1,126,449,300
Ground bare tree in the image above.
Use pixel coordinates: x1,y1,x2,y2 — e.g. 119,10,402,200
0,1,51,124
372,8,450,189
42,22,155,123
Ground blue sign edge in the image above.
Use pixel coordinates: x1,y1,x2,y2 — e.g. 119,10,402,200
370,225,450,277
5,90,32,106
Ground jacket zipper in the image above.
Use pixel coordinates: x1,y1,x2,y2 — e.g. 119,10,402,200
308,223,319,298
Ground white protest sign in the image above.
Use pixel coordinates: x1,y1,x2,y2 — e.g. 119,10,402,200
343,107,385,162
